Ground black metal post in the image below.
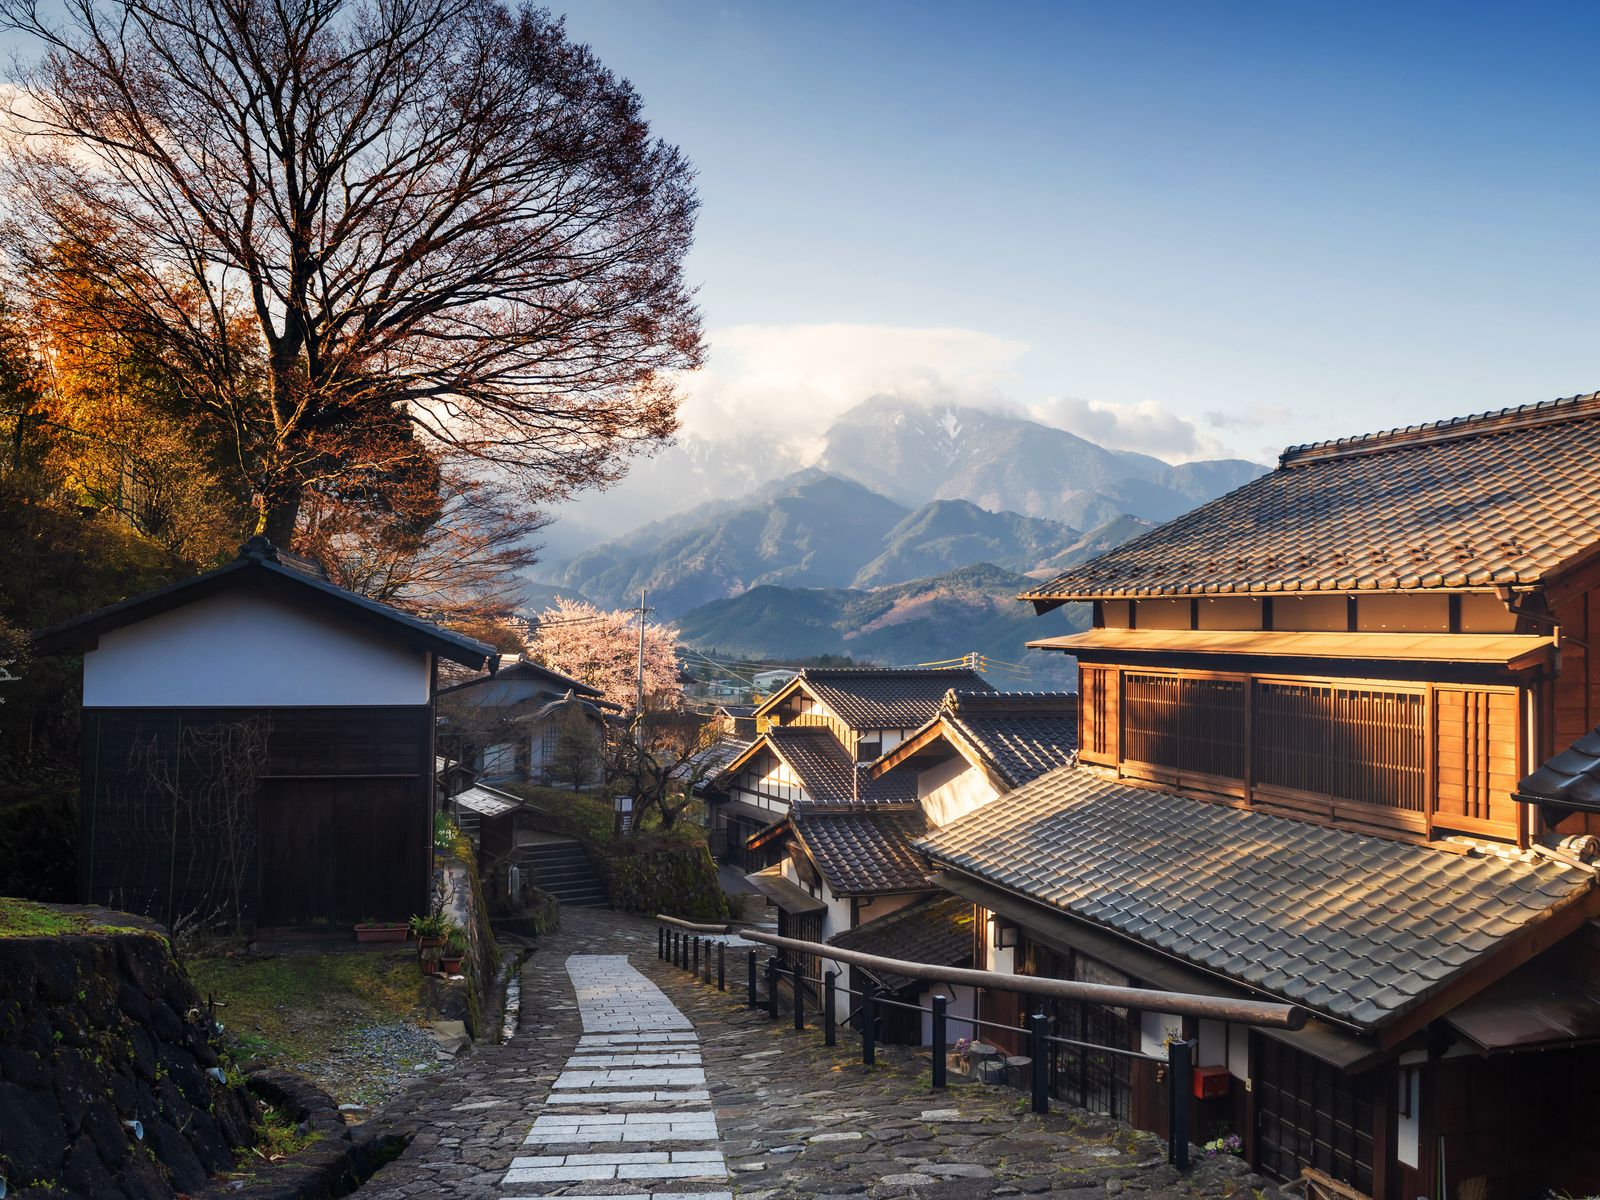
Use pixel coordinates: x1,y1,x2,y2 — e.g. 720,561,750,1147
862,985,878,1066
703,940,712,985
824,970,837,1047
747,949,757,1007
931,994,948,1090
1029,1011,1050,1115
765,956,779,1019
1168,1038,1194,1171
717,941,726,991
692,936,700,977
658,926,664,960
793,965,805,1031
674,930,682,967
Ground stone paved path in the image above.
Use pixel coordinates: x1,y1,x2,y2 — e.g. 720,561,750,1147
358,909,1279,1200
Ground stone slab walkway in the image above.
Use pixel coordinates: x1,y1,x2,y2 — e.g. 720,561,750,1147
357,908,1279,1200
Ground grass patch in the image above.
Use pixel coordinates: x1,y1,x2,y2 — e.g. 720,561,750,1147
237,1103,322,1169
188,946,427,1067
0,896,149,938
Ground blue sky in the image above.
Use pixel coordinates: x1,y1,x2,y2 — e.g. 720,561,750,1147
557,0,1600,463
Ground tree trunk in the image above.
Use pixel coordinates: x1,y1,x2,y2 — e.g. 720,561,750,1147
260,484,302,550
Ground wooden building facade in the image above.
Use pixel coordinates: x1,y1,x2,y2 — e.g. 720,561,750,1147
34,537,494,931
920,394,1600,1199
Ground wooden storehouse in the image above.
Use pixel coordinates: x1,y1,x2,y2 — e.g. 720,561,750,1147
919,394,1600,1198
33,536,495,931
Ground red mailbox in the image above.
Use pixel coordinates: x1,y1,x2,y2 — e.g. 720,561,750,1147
1193,1065,1231,1099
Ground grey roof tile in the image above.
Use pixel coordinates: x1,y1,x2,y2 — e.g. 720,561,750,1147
765,726,917,809
918,766,1595,1031
1021,392,1600,601
789,668,992,731
794,808,932,896
827,894,976,990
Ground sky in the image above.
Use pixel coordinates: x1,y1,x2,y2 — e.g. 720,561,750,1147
554,0,1600,465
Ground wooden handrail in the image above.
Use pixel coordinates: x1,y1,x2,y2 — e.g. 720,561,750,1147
655,914,1308,1029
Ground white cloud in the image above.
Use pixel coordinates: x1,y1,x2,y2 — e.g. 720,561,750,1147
678,323,1029,458
1028,395,1229,463
674,322,1239,466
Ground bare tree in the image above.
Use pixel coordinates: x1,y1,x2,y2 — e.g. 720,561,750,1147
133,716,270,933
0,0,703,544
604,709,713,835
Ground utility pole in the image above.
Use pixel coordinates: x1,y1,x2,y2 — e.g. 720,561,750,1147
634,588,647,751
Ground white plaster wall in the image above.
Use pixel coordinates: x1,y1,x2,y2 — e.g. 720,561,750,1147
918,756,1003,828
83,591,431,707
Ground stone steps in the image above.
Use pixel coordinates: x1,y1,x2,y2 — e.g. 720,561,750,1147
518,842,610,908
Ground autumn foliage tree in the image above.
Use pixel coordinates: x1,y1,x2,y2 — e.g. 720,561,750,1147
0,0,702,556
527,598,681,713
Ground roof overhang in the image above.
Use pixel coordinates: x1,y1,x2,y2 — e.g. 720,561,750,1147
451,784,525,819
933,869,1382,1071
33,552,496,669
745,865,826,915
1029,628,1556,672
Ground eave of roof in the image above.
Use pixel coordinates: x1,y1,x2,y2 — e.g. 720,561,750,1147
1030,628,1555,670
32,539,496,669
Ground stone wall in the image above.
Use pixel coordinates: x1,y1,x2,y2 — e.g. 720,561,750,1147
0,908,257,1199
599,841,730,922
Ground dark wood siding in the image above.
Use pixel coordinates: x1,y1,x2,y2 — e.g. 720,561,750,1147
1252,1033,1375,1194
81,706,431,928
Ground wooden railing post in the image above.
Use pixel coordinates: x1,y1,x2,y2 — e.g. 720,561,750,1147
1168,1038,1194,1170
862,985,878,1066
1029,1011,1050,1115
824,970,837,1047
931,995,948,1090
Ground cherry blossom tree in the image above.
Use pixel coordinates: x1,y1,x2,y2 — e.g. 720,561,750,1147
527,597,681,713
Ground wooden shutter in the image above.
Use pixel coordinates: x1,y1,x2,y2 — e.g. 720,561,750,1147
1434,687,1519,838
1079,665,1119,764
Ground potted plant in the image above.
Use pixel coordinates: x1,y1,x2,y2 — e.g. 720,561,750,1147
409,912,447,949
419,946,443,976
439,926,467,975
354,919,408,943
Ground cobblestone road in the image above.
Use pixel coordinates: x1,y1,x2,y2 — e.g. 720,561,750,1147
358,909,1278,1200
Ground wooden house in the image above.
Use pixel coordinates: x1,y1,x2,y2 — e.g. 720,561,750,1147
919,394,1600,1198
706,666,990,865
33,536,495,931
437,655,615,785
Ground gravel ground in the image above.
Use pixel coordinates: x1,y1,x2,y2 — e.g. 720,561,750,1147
279,1021,451,1108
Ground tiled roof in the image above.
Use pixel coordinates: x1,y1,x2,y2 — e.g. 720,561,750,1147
1022,392,1600,601
766,726,917,808
1516,725,1600,813
918,766,1596,1031
942,691,1078,788
785,667,994,730
793,808,932,896
828,895,976,990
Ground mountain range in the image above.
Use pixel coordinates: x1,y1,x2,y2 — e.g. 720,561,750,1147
676,563,1088,688
525,396,1266,671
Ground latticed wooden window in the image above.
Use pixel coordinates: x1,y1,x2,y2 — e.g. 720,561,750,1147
1121,673,1246,781
1252,682,1425,812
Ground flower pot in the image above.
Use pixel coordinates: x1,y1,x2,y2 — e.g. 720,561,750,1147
420,956,441,976
355,922,408,942
440,956,464,975
416,935,444,951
